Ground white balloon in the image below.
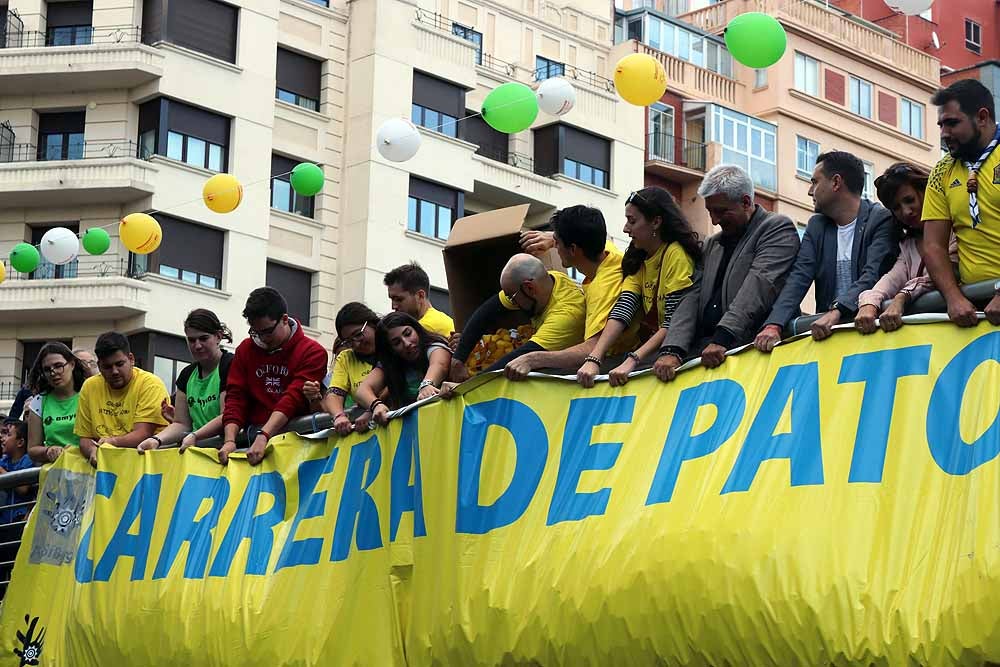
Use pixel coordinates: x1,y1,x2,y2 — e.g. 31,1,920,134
40,227,79,265
883,0,933,16
376,118,422,163
536,77,576,116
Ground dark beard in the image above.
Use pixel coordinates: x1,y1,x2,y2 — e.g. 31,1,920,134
952,127,984,162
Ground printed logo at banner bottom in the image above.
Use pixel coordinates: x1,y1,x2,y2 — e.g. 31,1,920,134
29,469,92,566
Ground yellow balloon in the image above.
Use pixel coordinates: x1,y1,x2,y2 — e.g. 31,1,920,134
0,261,6,285
119,213,162,255
614,53,668,107
203,173,243,214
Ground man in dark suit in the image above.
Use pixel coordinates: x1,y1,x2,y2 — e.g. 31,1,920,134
654,164,800,381
754,151,898,352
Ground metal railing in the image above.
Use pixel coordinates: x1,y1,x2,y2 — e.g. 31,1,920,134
479,53,515,77
0,9,23,49
0,24,140,49
0,381,25,401
646,132,707,171
0,139,148,164
3,256,139,281
475,146,535,172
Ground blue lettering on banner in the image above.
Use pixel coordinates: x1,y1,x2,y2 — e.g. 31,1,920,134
209,471,287,577
74,471,118,584
455,399,548,535
646,379,746,505
722,363,823,494
547,396,635,525
839,345,931,483
390,413,426,542
331,435,383,562
94,474,163,582
275,452,339,571
927,331,1000,475
153,475,231,580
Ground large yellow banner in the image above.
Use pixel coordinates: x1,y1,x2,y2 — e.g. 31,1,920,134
4,321,1000,666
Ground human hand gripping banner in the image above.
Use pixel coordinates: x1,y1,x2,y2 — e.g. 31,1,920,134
5,320,1000,666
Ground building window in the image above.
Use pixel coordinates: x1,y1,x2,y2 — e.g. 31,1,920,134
452,23,482,65
900,98,924,140
37,111,85,161
137,97,230,172
266,261,313,326
636,13,732,76
849,76,873,119
411,71,464,138
710,105,777,191
535,55,565,81
271,154,316,218
647,103,675,162
754,68,768,88
533,123,612,189
965,19,981,54
45,0,93,45
407,176,462,241
796,136,820,177
29,223,79,279
862,161,874,200
141,0,238,63
461,112,508,163
130,213,224,289
794,52,819,96
276,47,321,112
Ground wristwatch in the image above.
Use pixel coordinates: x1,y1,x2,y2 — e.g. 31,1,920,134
993,279,1000,297
830,301,854,319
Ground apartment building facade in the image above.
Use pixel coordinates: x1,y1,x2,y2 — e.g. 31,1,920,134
0,0,644,393
616,0,940,238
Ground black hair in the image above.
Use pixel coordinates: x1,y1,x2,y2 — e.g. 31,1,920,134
931,78,996,121
383,262,430,294
94,332,131,361
335,302,380,338
374,312,448,409
551,205,607,262
242,287,287,322
27,342,87,395
874,162,931,239
184,308,233,342
816,151,866,196
7,420,26,443
621,186,702,277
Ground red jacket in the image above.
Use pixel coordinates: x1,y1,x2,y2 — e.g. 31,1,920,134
223,320,328,428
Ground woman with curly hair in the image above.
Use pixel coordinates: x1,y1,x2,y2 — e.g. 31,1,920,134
854,162,958,334
577,186,700,387
26,342,87,464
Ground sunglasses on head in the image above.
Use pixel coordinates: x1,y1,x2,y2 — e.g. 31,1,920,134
626,190,649,206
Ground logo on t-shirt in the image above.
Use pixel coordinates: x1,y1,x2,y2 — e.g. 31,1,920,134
949,178,963,189
993,164,1000,185
44,415,53,426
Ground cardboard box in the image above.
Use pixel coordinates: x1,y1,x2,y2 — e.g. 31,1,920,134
443,204,562,330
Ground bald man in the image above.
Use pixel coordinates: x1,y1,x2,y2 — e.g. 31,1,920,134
452,253,586,380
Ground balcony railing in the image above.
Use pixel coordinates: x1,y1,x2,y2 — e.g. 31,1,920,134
4,255,138,281
534,63,615,94
475,146,536,172
646,132,706,171
480,53,515,78
633,41,739,106
0,139,147,164
0,24,139,49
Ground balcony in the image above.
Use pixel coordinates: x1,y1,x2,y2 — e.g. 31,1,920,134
645,131,707,183
627,40,741,107
0,256,150,322
0,23,163,94
679,0,938,84
0,139,156,207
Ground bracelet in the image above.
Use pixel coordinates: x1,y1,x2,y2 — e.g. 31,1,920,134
626,351,640,362
150,435,162,446
223,440,237,447
369,399,384,412
656,349,683,362
333,412,348,421
257,430,272,441
584,355,601,365
418,379,436,390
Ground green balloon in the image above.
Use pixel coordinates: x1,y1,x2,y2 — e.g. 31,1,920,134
81,228,111,255
482,82,539,134
290,163,324,197
10,242,40,274
724,12,787,69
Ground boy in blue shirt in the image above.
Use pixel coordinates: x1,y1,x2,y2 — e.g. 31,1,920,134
0,421,36,524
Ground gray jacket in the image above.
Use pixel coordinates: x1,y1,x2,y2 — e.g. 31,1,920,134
664,205,800,355
765,198,897,329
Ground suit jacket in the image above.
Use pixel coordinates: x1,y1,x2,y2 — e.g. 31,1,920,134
765,199,898,329
664,205,800,355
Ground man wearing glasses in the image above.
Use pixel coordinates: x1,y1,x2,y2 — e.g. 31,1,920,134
221,287,328,466
452,249,586,380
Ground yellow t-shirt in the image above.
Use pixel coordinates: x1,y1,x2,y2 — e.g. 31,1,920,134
583,244,640,355
499,271,586,351
621,241,695,324
73,367,169,439
922,151,1000,284
328,349,375,398
419,306,455,338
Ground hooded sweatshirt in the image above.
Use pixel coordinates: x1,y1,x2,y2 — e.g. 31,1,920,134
223,319,328,428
